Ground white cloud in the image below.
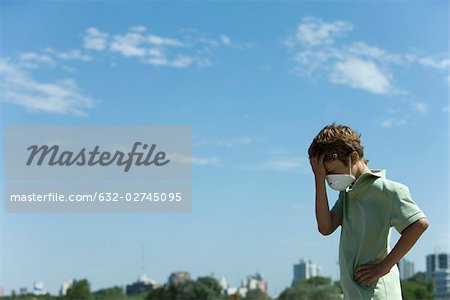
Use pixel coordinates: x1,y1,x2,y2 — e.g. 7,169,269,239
147,48,164,57
18,52,55,67
220,34,231,46
79,26,249,68
236,157,305,172
415,55,450,70
144,56,169,66
380,119,393,128
129,25,147,32
330,57,392,94
380,100,430,128
379,118,407,128
56,49,92,61
144,57,170,66
147,34,184,47
192,156,220,166
61,65,77,73
412,101,428,114
344,42,404,64
0,58,94,115
102,28,217,68
396,119,407,126
285,16,353,48
170,55,194,68
110,32,147,57
168,152,221,166
17,48,91,72
173,140,306,171
83,27,109,51
283,17,450,95
143,54,194,68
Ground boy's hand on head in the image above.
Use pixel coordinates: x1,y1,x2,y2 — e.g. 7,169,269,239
309,153,327,180
354,262,390,287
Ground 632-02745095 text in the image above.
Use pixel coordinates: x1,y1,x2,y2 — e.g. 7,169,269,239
9,192,184,203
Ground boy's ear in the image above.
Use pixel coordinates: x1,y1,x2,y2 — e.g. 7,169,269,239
350,150,360,162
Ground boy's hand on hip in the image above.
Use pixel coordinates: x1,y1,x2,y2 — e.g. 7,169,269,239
354,262,390,287
309,153,327,180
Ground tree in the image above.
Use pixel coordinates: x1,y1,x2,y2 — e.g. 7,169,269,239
243,288,272,300
145,283,179,300
401,281,433,300
402,271,435,293
196,276,223,296
400,271,434,299
65,279,94,300
176,277,223,300
93,286,125,300
278,276,341,300
332,280,342,294
301,277,332,287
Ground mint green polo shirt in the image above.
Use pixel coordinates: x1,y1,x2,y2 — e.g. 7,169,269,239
330,169,427,299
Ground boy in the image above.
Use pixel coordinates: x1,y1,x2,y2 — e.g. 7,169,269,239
308,122,429,299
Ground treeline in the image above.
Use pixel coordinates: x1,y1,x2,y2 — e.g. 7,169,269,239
0,272,435,300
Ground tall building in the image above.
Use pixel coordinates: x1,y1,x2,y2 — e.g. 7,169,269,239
226,272,268,298
427,253,449,280
32,281,46,296
218,277,229,292
398,258,415,280
60,279,73,296
126,273,159,296
168,271,191,287
19,287,28,295
292,259,321,286
426,252,450,299
241,273,268,294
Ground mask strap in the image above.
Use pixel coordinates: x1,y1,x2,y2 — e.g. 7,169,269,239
348,153,352,176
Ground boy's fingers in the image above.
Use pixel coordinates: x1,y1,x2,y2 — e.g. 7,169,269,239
355,272,370,283
356,264,369,271
319,154,326,165
355,269,369,279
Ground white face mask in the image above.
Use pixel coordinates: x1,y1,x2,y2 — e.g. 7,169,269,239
326,154,356,191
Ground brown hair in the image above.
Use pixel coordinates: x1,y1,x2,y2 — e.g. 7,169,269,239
308,122,369,167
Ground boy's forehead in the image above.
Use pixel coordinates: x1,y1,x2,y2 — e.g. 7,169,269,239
324,159,346,170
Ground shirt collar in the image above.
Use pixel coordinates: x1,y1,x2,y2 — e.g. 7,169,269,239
346,169,386,192
366,169,386,178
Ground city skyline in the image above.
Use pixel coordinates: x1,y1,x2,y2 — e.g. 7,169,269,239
2,251,446,297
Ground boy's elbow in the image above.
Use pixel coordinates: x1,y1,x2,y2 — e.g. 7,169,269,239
318,226,331,236
418,218,429,231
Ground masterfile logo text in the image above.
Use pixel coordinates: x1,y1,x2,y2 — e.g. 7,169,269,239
5,125,192,213
25,142,171,172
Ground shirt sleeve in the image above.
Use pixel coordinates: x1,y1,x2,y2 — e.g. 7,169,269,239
330,191,344,220
390,184,427,234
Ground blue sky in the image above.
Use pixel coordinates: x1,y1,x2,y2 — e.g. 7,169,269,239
0,0,449,297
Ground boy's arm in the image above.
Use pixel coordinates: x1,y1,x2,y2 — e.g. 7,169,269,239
310,154,341,236
383,184,429,270
355,185,428,286
381,217,429,270
315,178,331,235
355,217,429,286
